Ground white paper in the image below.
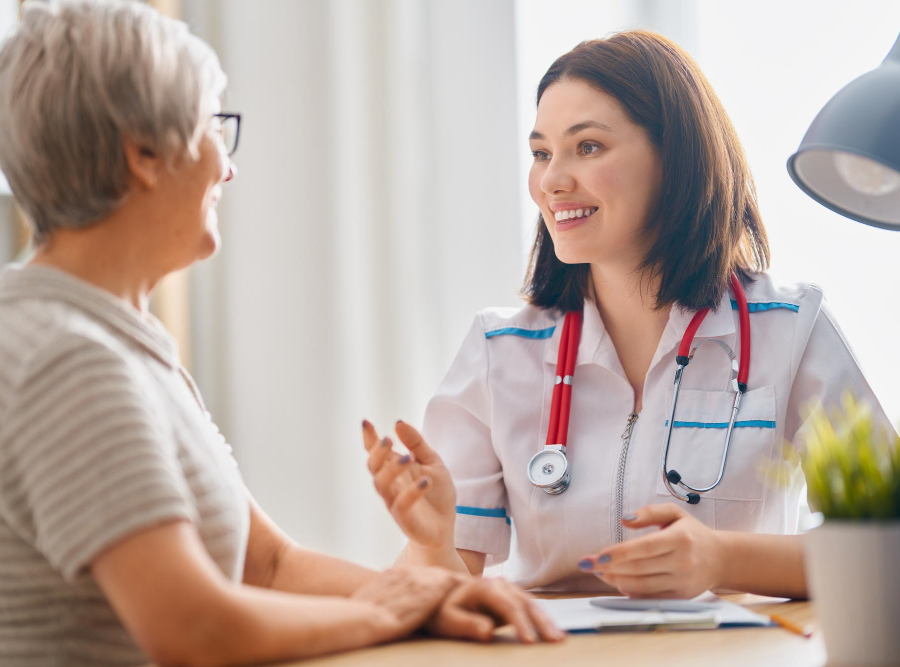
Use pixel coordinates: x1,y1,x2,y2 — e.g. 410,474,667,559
536,595,772,632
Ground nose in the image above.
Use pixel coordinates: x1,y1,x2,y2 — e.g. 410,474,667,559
223,160,237,183
540,156,575,195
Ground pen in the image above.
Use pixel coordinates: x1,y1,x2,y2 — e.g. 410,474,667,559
769,613,813,638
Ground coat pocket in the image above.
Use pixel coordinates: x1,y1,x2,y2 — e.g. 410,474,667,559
656,385,777,501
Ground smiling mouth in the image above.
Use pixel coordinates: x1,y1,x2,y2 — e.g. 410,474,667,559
554,207,597,222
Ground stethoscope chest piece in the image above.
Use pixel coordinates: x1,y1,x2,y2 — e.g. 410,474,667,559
527,446,570,494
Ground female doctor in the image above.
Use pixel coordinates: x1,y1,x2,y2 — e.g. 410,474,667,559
362,31,896,599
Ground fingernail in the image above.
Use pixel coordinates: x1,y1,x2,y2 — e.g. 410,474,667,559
380,437,391,447
399,454,411,464
362,419,371,429
577,559,594,571
396,419,405,425
418,478,429,488
622,513,637,521
598,554,611,564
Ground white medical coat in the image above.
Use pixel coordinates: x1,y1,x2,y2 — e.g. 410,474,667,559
422,274,896,592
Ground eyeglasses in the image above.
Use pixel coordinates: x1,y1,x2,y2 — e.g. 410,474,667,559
213,112,241,156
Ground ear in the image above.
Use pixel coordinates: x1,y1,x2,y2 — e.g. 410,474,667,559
122,138,162,190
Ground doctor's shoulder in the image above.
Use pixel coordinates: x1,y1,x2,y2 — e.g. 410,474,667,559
743,273,857,374
444,304,559,381
476,303,559,338
742,272,825,324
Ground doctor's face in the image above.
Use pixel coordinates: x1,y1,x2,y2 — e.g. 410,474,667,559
528,79,662,269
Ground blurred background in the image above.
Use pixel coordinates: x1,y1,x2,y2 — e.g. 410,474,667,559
0,0,898,569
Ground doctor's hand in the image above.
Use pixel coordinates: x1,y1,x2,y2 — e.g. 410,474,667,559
578,504,725,599
362,420,457,551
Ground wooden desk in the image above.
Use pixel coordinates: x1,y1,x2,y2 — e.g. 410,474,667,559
275,595,826,667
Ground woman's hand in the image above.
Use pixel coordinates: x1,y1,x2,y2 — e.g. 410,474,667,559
426,577,565,644
352,568,565,645
349,567,459,642
362,420,457,552
577,504,725,599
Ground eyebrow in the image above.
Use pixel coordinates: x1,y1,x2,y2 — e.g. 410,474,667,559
529,120,614,141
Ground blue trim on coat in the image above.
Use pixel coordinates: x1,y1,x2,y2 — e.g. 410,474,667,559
665,419,777,429
456,505,512,526
485,326,556,339
731,300,800,313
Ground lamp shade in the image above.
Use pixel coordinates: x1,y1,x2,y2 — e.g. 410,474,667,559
787,32,900,231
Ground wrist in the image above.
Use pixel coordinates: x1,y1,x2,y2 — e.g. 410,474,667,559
358,602,404,645
406,539,459,565
711,529,735,590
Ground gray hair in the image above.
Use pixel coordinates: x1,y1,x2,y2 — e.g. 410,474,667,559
0,0,227,243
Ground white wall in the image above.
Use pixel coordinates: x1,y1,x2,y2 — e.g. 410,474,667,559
184,0,522,566
695,0,900,424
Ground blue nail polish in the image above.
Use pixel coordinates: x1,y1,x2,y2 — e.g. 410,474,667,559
622,513,637,521
577,559,593,571
598,554,611,564
418,478,429,488
399,454,411,464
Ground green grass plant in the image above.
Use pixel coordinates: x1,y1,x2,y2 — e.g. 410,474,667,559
800,395,900,520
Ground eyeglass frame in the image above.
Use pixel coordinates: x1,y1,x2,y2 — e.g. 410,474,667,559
213,112,241,156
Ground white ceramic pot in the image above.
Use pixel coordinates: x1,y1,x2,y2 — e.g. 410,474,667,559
805,517,900,666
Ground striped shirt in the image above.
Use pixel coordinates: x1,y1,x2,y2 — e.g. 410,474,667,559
0,264,250,666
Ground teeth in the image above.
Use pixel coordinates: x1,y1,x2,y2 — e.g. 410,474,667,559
554,207,597,222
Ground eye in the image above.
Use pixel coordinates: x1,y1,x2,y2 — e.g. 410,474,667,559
579,141,603,156
531,150,550,162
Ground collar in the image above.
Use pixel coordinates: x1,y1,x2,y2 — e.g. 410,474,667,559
0,264,180,369
541,298,611,368
543,290,738,372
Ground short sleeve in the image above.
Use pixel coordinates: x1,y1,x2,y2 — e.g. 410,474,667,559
423,314,511,563
785,287,898,453
0,334,197,582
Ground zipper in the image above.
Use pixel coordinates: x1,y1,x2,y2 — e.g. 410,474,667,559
614,412,639,544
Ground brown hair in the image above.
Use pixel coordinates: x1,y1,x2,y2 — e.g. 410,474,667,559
522,30,769,313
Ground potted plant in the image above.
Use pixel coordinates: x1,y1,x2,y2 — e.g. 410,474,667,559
800,395,900,666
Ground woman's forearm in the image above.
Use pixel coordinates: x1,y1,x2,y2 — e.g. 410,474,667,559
203,587,396,667
267,543,379,596
716,532,807,599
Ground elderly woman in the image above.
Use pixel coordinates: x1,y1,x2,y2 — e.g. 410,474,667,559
0,2,561,665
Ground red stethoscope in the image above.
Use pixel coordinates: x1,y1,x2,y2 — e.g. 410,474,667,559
526,274,751,503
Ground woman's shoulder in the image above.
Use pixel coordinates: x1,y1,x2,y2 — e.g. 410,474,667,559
473,302,560,340
0,293,136,396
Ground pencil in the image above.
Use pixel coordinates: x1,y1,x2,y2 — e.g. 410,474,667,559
769,613,813,638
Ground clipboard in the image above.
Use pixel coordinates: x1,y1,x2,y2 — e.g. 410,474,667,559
535,595,775,634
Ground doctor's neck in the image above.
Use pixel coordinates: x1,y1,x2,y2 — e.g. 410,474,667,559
590,262,668,314
589,262,671,411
